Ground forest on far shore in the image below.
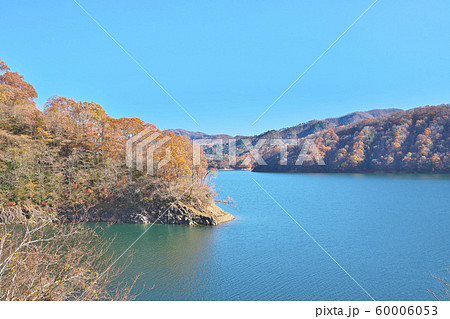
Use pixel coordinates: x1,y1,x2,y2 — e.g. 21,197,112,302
255,104,450,173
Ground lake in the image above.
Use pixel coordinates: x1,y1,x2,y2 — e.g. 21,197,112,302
105,171,450,300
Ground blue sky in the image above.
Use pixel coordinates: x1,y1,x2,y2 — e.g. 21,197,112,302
1,0,449,135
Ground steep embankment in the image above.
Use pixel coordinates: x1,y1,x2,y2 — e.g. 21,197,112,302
253,105,450,173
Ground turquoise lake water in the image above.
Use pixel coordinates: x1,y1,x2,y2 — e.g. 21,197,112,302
106,171,450,300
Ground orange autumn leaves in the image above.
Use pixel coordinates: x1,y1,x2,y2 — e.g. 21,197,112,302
43,96,207,181
0,58,208,184
0,59,37,106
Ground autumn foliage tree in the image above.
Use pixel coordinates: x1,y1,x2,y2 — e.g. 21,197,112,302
0,57,221,301
0,59,41,135
0,59,37,107
0,58,213,222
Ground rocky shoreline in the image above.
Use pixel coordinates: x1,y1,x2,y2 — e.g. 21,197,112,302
0,203,235,226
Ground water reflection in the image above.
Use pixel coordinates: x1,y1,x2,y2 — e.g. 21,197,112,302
101,224,218,300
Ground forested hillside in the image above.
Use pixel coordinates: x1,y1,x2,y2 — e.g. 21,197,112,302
254,105,450,173
173,109,400,169
0,58,232,224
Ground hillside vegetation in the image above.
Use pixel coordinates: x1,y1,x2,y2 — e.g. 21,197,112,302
0,58,232,224
172,109,401,169
254,105,450,173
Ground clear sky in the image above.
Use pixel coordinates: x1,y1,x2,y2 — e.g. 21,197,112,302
1,0,449,136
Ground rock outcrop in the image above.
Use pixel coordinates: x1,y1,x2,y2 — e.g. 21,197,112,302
0,206,56,224
0,203,235,226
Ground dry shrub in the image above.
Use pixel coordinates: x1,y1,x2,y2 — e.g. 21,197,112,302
0,223,137,300
429,268,450,300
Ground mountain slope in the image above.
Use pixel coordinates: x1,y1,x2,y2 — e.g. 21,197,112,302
171,108,402,169
171,108,401,141
253,105,450,173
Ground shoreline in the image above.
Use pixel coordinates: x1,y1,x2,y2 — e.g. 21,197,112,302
251,168,450,175
0,202,235,226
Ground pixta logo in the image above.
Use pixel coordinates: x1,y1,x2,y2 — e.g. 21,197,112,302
193,138,325,167
127,129,325,176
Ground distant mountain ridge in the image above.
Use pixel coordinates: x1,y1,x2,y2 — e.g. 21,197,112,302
170,108,402,169
315,108,402,126
257,108,402,140
170,108,401,141
169,129,233,141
